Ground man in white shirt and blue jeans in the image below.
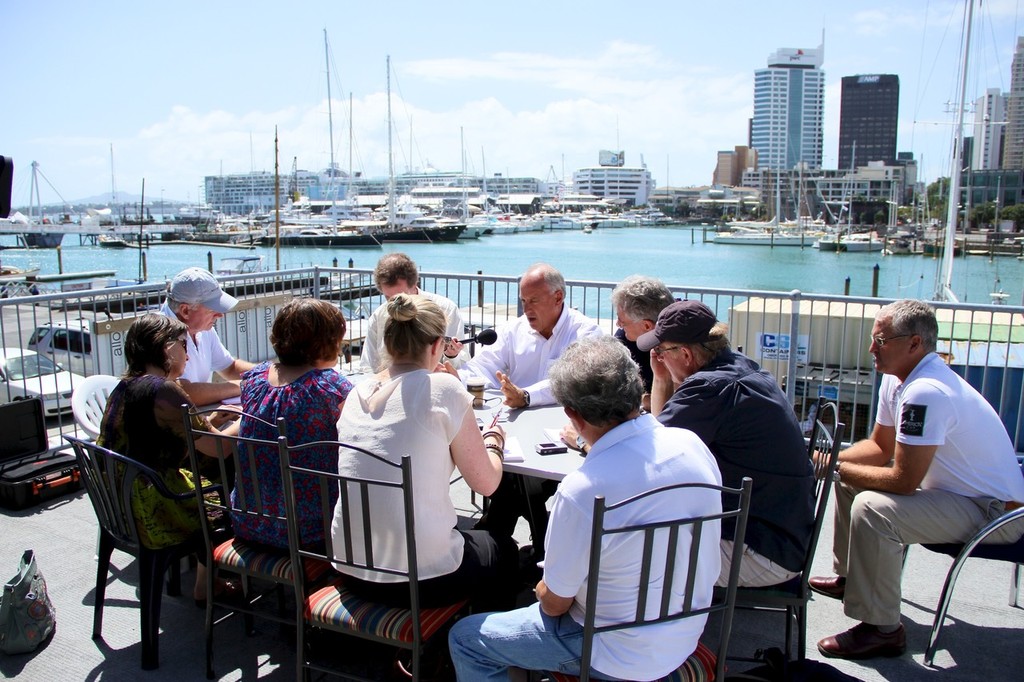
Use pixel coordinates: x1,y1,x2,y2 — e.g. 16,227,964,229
449,336,722,681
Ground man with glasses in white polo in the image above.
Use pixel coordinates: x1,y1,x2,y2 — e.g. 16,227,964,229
640,299,815,589
811,299,1024,660
160,267,254,406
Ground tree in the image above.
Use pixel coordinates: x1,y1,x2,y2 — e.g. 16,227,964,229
927,177,949,223
969,202,996,229
999,203,1024,230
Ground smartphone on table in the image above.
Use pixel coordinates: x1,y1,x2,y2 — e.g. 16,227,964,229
535,441,568,455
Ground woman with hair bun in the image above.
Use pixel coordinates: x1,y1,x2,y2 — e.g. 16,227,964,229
333,293,518,612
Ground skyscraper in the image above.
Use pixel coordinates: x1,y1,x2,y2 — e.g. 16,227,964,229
837,74,899,171
972,88,1006,170
750,44,825,171
1002,37,1024,170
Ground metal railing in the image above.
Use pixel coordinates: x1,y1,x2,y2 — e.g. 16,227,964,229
3,266,1022,453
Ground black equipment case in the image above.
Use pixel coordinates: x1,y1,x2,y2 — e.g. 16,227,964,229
0,398,81,509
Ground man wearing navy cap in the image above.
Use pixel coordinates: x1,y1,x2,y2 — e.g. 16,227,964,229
639,300,815,588
160,267,254,405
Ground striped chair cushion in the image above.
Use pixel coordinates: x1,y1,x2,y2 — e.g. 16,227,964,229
305,578,466,643
548,641,716,682
213,539,331,583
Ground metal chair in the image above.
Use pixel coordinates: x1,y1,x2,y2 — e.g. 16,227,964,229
70,374,119,440
279,436,468,682
918,460,1024,666
548,477,753,682
729,397,845,661
181,404,333,680
64,435,200,670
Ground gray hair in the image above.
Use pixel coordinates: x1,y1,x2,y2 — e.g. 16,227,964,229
522,263,565,295
549,336,643,427
611,275,675,323
877,299,938,353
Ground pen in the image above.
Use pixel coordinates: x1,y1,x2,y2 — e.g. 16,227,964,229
489,409,503,429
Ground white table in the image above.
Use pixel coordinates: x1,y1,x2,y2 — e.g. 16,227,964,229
477,398,585,482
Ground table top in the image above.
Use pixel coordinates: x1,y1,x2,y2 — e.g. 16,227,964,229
477,396,585,481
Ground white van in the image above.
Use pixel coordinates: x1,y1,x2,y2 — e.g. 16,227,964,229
27,320,94,377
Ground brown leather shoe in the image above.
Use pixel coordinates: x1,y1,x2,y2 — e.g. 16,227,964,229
818,623,906,660
808,575,846,599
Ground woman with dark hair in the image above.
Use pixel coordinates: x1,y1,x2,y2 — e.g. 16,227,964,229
98,313,238,603
233,298,354,548
332,293,518,613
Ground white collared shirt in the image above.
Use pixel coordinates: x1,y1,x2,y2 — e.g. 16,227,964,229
462,305,603,406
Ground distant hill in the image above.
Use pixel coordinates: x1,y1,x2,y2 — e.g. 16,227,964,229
13,191,186,213
75,190,142,206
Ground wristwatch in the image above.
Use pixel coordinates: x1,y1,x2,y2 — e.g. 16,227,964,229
521,390,531,407
832,461,842,483
576,434,587,452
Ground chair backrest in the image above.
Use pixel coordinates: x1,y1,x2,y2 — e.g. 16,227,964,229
803,398,846,580
64,434,189,551
277,437,424,625
180,404,287,551
577,477,753,682
71,374,120,440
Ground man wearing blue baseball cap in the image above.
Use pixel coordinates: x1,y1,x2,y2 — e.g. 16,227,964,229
638,299,814,588
160,267,254,405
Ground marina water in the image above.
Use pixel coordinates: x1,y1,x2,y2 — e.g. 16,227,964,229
2,227,1022,305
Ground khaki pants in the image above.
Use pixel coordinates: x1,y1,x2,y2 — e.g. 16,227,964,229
831,482,1022,625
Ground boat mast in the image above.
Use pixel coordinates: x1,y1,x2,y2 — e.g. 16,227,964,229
348,92,354,202
461,127,468,221
274,127,281,270
29,161,40,224
109,144,117,214
324,29,337,207
937,0,975,302
387,55,395,228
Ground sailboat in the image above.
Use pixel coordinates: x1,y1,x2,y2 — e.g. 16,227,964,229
377,56,464,243
265,32,383,249
714,172,818,246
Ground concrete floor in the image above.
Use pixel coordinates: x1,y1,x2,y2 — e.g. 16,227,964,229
2,475,1023,681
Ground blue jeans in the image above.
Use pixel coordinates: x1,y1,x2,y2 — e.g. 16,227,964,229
448,603,624,681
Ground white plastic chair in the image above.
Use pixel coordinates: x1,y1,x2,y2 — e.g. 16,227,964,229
71,374,120,441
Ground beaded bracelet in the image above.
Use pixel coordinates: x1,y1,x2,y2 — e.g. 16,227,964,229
485,443,504,461
482,430,506,447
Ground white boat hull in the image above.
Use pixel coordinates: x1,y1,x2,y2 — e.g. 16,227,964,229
713,232,816,246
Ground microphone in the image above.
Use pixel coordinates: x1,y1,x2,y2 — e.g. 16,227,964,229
457,328,497,345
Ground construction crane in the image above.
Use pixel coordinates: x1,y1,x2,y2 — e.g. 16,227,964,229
288,157,300,202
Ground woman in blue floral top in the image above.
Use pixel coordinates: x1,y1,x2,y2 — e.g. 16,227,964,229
232,298,354,548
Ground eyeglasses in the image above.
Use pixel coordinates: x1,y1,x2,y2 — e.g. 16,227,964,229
651,345,685,357
168,338,187,351
871,334,910,348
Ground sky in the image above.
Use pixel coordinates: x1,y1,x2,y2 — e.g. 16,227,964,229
5,0,1024,206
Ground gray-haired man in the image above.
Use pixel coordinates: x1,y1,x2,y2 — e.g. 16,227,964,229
449,336,722,682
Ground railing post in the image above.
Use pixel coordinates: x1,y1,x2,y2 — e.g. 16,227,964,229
312,266,322,300
477,270,484,309
786,289,801,406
